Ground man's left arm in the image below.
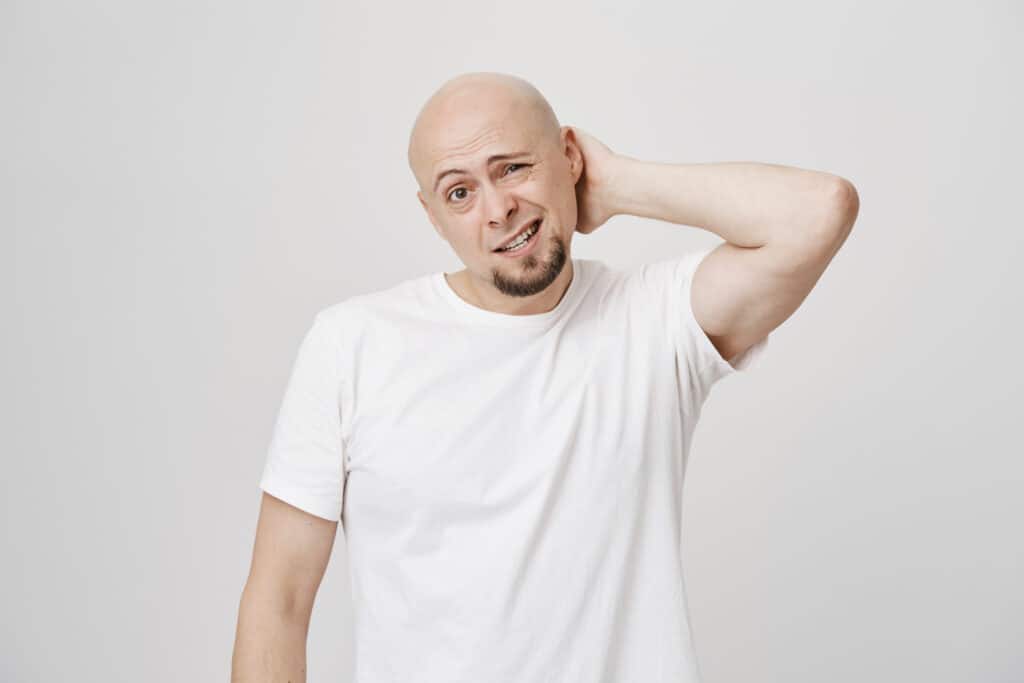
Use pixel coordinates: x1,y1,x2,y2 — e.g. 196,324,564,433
582,140,859,363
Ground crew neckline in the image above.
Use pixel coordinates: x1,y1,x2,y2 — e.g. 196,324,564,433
433,260,584,328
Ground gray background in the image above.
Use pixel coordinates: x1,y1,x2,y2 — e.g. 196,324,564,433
4,1,1022,681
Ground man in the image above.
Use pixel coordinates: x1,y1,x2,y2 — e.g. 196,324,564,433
232,72,858,682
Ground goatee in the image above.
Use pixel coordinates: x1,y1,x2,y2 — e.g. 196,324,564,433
491,234,568,298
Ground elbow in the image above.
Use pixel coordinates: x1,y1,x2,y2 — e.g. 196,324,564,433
783,176,858,262
824,175,859,238
801,176,859,255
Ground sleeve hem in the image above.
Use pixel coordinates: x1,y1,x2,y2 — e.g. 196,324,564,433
683,246,769,379
259,472,342,522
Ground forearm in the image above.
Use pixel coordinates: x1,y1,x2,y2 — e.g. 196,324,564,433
606,157,851,250
231,586,311,682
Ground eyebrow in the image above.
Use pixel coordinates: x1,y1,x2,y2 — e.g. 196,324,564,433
432,152,529,195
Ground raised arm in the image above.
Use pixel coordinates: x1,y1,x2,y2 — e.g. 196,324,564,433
231,492,339,682
569,126,859,362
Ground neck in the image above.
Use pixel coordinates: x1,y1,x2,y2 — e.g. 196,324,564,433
447,259,574,315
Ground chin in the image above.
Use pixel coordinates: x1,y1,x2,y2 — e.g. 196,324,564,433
490,234,568,298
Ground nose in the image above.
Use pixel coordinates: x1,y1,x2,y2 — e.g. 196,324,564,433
482,182,517,229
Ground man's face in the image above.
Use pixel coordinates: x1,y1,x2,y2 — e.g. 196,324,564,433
415,99,581,299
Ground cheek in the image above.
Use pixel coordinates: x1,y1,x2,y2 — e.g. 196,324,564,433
547,177,578,225
533,170,575,215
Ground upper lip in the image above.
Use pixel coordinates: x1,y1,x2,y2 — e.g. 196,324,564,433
493,218,541,251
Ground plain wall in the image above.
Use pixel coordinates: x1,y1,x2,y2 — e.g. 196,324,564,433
3,0,1022,681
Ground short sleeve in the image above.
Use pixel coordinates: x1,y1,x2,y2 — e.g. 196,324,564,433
680,246,769,384
632,246,770,408
259,312,348,522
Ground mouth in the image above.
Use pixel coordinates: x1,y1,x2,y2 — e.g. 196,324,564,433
493,218,542,255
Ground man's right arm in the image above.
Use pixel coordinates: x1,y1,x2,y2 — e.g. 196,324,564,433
231,491,339,682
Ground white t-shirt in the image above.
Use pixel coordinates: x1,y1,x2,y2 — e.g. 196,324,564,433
259,246,769,683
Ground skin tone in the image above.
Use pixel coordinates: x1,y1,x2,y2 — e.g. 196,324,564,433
408,72,619,316
409,71,858,361
232,73,858,683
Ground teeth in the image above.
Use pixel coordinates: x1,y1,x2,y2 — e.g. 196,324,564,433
499,222,538,251
506,232,529,249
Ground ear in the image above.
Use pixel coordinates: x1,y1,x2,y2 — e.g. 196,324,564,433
561,126,584,184
418,191,447,242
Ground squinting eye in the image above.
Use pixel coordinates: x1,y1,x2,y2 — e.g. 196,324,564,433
447,164,528,203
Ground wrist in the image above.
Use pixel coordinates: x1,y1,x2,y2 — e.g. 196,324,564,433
603,154,644,218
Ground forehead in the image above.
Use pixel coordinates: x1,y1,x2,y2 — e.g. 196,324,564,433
421,99,545,178
427,107,538,164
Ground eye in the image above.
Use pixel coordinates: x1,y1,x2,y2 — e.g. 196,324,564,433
447,186,469,203
446,164,528,203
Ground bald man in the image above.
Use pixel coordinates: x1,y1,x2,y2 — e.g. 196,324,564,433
232,72,859,682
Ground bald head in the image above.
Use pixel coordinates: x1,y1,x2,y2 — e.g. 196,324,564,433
407,72,562,194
